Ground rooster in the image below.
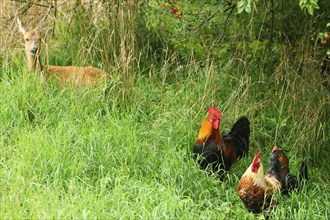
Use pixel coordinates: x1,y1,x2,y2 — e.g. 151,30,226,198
237,151,281,214
193,107,250,179
267,146,308,195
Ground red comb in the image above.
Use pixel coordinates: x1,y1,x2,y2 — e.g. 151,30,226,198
272,146,278,153
207,107,222,118
252,151,262,164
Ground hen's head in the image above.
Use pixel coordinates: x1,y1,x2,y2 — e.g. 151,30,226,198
240,151,265,186
272,146,278,153
268,146,290,174
242,151,264,176
207,107,222,129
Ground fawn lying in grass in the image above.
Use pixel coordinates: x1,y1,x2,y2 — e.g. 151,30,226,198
17,16,109,87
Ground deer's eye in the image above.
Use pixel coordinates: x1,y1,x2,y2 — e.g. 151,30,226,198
25,38,29,42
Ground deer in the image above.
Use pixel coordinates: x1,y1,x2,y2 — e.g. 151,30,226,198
17,15,109,87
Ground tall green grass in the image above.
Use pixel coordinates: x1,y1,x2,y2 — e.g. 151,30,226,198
0,1,329,218
0,53,329,218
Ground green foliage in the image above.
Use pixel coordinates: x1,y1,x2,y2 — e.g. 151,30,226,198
185,0,322,17
149,1,236,63
318,22,330,56
237,0,255,14
299,0,320,15
236,0,320,15
149,0,328,70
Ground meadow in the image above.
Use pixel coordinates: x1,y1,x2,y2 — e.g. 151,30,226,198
0,1,330,219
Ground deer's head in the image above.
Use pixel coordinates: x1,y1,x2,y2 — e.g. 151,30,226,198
17,17,44,57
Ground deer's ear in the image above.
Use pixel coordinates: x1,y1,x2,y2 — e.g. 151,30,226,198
17,17,26,34
36,16,47,31
37,5,51,31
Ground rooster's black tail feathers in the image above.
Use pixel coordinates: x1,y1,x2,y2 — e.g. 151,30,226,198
226,116,250,158
299,161,308,181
